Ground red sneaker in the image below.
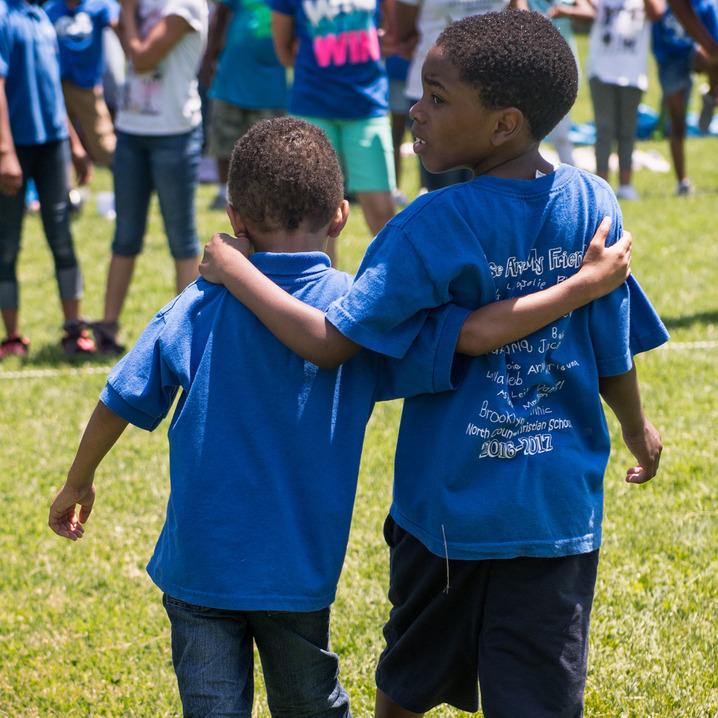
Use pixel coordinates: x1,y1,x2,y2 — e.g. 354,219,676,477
0,335,30,359
61,320,96,356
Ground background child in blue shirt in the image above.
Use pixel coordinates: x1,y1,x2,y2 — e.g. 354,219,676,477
198,12,667,717
44,0,119,167
0,0,96,357
49,114,628,715
652,0,718,194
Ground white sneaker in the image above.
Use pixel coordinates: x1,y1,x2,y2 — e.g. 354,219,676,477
616,184,640,201
676,178,693,196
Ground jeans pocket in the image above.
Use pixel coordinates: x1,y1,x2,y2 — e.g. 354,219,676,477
163,593,215,614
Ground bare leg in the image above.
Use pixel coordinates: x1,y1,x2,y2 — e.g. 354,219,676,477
375,689,424,718
217,157,230,185
102,254,136,324
1,308,19,337
391,113,408,187
357,191,395,236
175,255,200,293
664,90,688,182
61,298,81,322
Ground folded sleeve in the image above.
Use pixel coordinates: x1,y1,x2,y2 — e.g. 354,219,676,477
589,276,668,377
100,315,180,430
326,225,452,359
374,304,471,401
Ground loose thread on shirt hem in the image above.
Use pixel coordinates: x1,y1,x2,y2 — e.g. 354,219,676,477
441,524,450,593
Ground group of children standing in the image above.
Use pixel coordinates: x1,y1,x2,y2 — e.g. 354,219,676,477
49,9,671,718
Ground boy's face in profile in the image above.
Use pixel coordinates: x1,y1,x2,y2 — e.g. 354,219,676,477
410,45,498,176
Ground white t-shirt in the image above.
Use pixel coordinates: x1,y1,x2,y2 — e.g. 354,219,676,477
402,0,510,101
116,0,207,135
587,0,650,90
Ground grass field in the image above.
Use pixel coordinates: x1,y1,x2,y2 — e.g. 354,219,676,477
1,43,717,716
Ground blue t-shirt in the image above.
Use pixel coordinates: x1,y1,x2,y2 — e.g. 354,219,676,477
0,0,68,145
44,0,119,89
269,0,387,118
652,0,718,64
100,253,465,611
209,0,287,109
325,165,669,561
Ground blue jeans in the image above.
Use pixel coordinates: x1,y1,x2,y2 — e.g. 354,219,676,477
0,140,82,309
163,594,351,717
112,126,202,260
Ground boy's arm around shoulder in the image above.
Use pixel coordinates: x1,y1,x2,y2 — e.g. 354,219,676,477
457,218,632,356
48,402,128,540
200,233,361,368
599,365,662,484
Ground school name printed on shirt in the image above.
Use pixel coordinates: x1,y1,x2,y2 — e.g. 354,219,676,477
303,0,380,67
465,245,587,461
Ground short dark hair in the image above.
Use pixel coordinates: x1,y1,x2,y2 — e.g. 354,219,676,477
436,11,578,140
228,117,344,232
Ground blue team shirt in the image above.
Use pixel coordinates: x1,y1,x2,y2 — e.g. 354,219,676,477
100,252,465,611
44,0,119,89
209,0,287,109
0,0,68,145
652,0,718,64
269,0,387,118
326,165,669,561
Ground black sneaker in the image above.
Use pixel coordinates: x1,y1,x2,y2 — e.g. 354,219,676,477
91,321,126,355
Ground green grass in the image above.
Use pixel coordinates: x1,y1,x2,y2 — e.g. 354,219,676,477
2,45,718,716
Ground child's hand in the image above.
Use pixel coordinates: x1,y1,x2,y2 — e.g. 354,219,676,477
199,232,251,284
622,418,662,484
580,217,632,300
49,482,96,540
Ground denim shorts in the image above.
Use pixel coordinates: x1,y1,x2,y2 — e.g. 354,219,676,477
163,594,351,717
375,516,599,716
657,53,694,97
112,126,202,260
295,114,396,193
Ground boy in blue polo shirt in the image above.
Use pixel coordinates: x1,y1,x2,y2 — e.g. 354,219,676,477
198,13,668,717
49,116,630,716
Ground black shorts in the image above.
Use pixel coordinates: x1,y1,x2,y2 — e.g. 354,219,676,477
375,516,599,717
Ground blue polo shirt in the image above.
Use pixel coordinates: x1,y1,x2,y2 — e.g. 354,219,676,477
44,0,119,89
101,253,465,611
0,0,68,145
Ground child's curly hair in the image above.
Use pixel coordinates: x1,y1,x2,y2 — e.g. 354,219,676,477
437,11,578,140
228,118,344,232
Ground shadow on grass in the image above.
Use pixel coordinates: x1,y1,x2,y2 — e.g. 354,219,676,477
19,343,116,368
662,310,718,330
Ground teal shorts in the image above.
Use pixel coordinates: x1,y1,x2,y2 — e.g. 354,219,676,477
294,114,396,193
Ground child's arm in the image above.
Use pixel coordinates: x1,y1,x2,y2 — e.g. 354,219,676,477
549,0,596,21
457,218,631,355
599,364,662,483
48,402,128,541
200,218,631,367
271,11,297,67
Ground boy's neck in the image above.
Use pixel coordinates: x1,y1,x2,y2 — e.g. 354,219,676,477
249,228,328,255
473,143,554,181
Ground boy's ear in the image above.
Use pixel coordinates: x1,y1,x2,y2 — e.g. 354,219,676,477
226,203,248,236
491,107,526,146
327,199,350,238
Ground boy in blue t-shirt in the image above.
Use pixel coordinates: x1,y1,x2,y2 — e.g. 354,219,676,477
198,13,667,717
49,115,630,715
